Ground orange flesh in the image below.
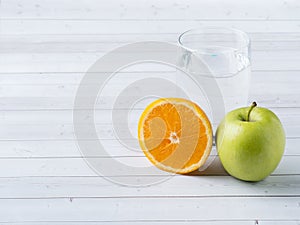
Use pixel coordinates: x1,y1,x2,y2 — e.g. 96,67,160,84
139,98,212,173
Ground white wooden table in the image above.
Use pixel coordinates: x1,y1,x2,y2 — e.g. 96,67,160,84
0,0,300,224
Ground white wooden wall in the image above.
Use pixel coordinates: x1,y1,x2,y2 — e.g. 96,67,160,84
0,0,300,224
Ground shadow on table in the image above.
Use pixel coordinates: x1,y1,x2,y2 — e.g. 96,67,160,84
186,157,228,176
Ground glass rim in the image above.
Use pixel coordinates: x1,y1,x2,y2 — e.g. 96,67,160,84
178,26,250,53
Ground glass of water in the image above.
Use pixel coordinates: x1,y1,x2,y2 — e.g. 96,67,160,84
178,27,251,129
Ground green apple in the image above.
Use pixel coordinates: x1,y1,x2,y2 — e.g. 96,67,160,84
216,102,285,182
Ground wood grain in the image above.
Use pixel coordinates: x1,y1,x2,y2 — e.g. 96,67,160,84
2,0,300,20
0,0,299,223
0,197,298,222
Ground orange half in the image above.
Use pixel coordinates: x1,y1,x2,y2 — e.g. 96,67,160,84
138,98,213,174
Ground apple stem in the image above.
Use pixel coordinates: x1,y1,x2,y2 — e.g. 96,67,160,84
246,102,257,122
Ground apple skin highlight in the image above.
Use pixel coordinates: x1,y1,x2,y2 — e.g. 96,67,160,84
216,103,286,182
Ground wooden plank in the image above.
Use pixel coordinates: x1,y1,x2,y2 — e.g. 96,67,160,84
0,155,296,177
0,175,298,198
1,33,300,53
0,138,298,158
1,50,299,73
0,121,297,140
0,107,296,127
0,221,296,225
0,80,298,101
1,20,300,36
0,137,297,158
0,197,298,222
0,139,146,158
0,221,259,225
0,111,297,140
1,73,300,95
259,222,300,225
0,95,299,110
0,84,297,108
0,221,262,225
0,220,260,225
1,0,299,20
0,71,299,96
0,222,296,225
0,70,299,85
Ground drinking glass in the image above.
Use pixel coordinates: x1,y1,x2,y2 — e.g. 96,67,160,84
178,27,251,130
